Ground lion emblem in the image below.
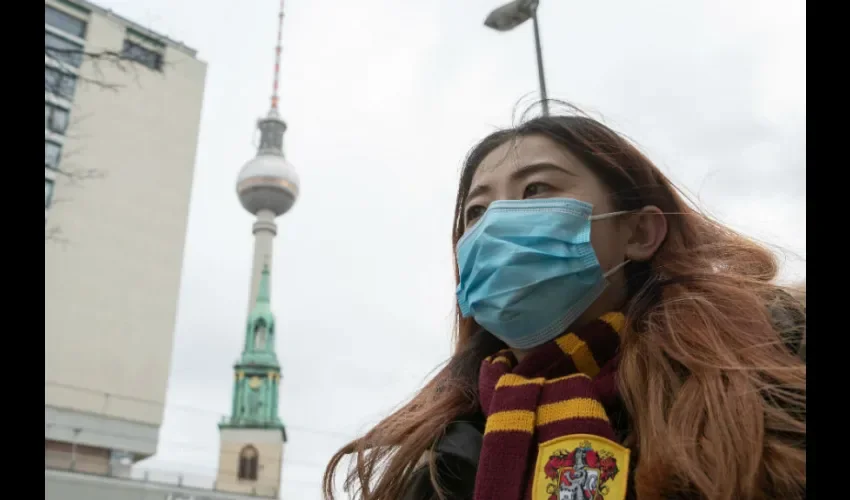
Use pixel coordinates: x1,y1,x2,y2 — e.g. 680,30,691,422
543,440,620,500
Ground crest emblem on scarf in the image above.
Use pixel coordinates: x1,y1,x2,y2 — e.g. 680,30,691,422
532,435,630,500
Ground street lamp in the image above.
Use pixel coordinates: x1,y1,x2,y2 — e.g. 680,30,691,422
484,0,550,116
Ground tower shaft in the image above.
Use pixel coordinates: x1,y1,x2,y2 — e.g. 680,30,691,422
248,209,277,316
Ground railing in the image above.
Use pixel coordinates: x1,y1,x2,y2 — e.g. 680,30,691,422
46,456,278,498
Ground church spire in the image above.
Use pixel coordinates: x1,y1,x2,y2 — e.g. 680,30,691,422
241,263,278,365
220,261,284,433
256,263,271,305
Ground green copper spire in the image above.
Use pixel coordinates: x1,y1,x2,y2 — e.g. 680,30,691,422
220,262,286,440
244,264,277,365
256,263,271,304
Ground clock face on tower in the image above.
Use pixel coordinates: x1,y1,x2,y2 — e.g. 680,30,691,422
249,376,262,390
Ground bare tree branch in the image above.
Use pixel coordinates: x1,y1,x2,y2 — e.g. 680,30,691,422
47,113,109,187
54,166,106,184
45,44,174,92
44,225,68,245
46,47,133,91
45,46,165,244
45,31,177,243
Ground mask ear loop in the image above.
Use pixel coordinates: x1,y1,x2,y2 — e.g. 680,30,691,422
604,259,631,278
588,210,634,221
589,209,635,279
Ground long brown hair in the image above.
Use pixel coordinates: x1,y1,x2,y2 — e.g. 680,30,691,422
323,112,806,499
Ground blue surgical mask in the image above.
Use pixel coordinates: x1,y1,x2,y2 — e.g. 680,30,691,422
455,198,630,350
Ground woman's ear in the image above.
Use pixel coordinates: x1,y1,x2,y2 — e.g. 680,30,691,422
624,206,667,262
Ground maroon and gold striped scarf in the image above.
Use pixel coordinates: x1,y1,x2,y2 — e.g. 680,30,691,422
474,313,632,500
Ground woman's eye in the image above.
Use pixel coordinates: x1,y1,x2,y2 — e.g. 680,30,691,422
465,205,486,223
523,182,552,198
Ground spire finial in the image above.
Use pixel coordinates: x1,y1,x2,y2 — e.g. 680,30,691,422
270,0,285,111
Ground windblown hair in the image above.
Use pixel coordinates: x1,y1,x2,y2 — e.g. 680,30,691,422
323,111,806,500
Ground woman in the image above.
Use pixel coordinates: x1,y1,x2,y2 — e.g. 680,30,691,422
323,112,806,500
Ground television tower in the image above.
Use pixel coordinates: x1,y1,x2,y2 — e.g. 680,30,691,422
236,0,299,312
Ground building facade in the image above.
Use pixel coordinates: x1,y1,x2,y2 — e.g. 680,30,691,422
45,0,207,476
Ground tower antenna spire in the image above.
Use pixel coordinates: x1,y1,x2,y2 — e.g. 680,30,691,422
270,0,285,112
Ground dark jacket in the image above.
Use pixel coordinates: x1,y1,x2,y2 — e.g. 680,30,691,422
401,300,806,500
401,419,483,500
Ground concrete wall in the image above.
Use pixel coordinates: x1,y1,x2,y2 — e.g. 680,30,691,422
44,0,207,459
215,429,284,498
46,469,273,500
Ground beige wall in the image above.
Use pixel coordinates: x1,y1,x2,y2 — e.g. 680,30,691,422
216,428,284,497
45,0,207,442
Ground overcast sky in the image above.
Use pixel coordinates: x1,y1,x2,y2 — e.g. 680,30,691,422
94,0,804,497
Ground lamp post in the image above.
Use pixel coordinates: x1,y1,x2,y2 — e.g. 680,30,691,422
484,0,550,116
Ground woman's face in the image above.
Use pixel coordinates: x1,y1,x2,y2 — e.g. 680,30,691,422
462,134,635,333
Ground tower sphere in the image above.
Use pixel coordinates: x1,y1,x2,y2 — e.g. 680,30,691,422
236,114,300,216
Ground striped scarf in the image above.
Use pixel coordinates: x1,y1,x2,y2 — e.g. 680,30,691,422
473,313,632,500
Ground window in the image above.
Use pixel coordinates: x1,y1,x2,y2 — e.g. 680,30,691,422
122,40,163,71
254,321,267,350
45,66,77,99
45,6,87,38
237,446,259,481
45,103,70,135
46,179,55,208
45,141,62,169
45,31,84,68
